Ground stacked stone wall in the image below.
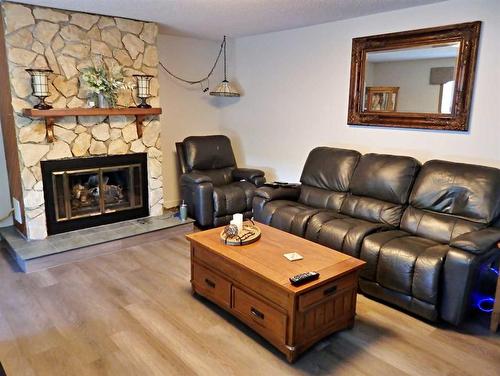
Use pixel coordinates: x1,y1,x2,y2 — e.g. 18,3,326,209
2,2,163,239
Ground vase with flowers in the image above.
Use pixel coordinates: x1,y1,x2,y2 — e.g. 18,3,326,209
81,59,125,108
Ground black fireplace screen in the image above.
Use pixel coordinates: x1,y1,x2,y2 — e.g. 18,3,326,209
41,154,149,235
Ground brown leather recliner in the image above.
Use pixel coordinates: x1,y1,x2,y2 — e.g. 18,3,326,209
177,135,265,227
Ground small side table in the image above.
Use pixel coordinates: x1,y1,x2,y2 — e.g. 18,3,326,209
491,243,500,332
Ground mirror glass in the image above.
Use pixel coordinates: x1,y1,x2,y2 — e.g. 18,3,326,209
363,42,460,114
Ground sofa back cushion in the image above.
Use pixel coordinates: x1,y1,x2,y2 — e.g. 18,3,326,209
341,195,406,227
300,147,361,191
340,153,421,226
299,185,346,211
400,206,484,244
298,147,360,209
408,160,500,224
183,135,236,171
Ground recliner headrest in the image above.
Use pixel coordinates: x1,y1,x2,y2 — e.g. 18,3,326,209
183,135,236,171
300,147,361,191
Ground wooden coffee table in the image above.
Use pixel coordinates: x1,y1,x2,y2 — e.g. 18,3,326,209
186,222,365,362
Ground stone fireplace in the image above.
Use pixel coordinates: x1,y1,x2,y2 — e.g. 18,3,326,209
0,2,164,239
41,153,149,235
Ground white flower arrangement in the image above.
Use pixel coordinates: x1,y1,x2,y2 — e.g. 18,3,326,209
81,57,126,107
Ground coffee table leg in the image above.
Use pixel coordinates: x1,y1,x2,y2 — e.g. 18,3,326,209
286,348,297,363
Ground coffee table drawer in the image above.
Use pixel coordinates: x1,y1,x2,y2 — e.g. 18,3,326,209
192,263,231,307
298,273,356,311
232,287,287,343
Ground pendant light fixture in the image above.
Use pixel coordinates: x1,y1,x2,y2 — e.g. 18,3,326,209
210,36,240,97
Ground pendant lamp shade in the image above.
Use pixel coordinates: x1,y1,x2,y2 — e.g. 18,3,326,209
210,80,240,97
210,36,240,97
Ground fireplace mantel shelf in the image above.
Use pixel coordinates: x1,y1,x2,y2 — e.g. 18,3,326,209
23,107,162,142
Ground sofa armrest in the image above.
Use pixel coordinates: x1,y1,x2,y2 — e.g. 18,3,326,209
254,185,301,202
180,172,212,185
232,168,265,186
450,228,500,255
441,247,499,325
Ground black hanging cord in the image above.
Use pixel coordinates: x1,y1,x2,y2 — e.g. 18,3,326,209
159,36,226,85
222,35,227,81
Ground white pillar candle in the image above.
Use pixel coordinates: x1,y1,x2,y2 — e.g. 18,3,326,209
232,213,243,233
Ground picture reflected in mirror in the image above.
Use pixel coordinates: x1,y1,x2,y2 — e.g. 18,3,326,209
363,42,459,114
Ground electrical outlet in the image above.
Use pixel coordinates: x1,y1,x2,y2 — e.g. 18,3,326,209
13,198,22,224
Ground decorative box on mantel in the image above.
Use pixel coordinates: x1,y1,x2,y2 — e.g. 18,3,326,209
0,2,164,240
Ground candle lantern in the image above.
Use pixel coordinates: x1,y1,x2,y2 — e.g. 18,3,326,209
25,68,53,110
133,74,153,108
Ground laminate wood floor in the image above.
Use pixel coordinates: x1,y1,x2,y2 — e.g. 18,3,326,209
0,234,498,376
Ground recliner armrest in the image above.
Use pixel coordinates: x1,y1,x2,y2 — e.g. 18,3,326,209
254,185,301,202
450,227,500,254
232,168,266,186
180,172,212,185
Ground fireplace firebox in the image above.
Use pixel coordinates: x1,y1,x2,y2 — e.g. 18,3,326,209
41,154,149,235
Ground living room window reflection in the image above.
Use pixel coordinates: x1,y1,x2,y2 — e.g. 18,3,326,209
440,80,455,114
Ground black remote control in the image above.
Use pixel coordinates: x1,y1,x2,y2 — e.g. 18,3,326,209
289,271,320,286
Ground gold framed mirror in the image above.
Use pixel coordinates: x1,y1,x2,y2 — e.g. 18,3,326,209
347,22,481,131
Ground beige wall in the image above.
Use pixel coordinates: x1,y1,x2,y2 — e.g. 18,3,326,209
158,34,224,207
221,0,500,183
367,57,456,113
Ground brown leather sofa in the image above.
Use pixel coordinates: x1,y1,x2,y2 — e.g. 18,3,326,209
253,147,500,325
177,135,265,227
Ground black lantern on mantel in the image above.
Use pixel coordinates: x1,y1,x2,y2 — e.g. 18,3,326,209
26,68,53,110
133,74,153,108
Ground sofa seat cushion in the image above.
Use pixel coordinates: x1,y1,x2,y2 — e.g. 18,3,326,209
265,201,323,237
213,183,250,216
305,211,390,257
360,231,449,305
298,185,347,212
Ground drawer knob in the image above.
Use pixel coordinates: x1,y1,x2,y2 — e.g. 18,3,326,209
204,278,216,288
250,307,265,320
323,285,337,296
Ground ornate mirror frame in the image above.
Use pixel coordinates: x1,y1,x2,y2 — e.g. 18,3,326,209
347,22,481,131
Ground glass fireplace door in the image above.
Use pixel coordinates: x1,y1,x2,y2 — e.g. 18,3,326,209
52,164,143,222
102,164,143,213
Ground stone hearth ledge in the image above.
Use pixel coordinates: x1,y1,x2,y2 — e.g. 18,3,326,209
0,214,194,272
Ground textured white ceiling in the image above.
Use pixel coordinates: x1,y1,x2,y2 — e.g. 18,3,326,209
18,0,447,40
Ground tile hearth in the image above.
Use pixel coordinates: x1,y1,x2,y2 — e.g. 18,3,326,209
0,214,194,272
